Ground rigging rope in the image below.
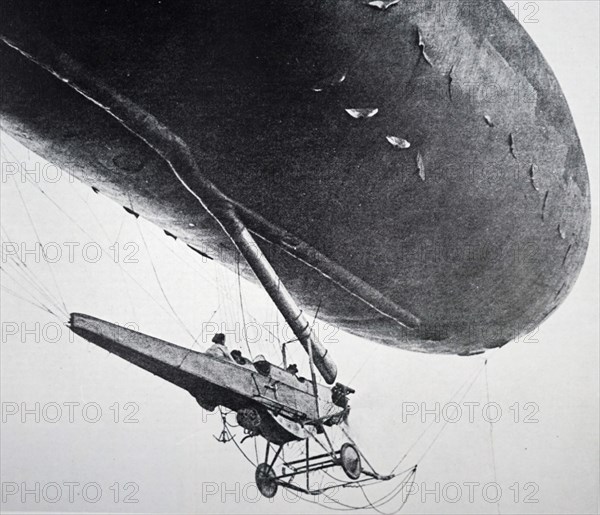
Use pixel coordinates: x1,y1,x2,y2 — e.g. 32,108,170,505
134,217,197,343
72,184,139,322
292,465,417,513
235,253,254,359
1,224,68,318
3,160,203,334
0,283,60,318
390,355,490,473
485,361,501,515
412,358,489,466
0,258,67,318
9,174,69,315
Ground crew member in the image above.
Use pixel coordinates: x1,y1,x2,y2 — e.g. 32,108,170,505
230,349,247,365
206,333,233,361
286,363,299,375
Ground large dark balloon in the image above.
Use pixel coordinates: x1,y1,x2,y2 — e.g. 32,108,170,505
0,0,590,355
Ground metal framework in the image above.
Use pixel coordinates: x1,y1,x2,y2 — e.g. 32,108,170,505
254,432,396,498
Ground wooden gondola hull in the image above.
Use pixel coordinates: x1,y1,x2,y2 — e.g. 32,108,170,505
68,313,343,444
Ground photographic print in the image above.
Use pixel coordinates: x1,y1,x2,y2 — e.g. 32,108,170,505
1,1,598,514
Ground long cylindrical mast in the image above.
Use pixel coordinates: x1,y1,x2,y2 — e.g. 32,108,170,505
220,210,337,385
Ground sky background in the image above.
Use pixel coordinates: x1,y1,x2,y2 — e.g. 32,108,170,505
1,1,598,514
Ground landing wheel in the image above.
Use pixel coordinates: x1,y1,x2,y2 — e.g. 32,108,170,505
339,443,362,480
255,463,278,498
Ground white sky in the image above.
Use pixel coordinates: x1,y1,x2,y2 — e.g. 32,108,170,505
1,2,598,514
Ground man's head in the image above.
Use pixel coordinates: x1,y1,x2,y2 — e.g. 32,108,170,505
212,333,225,345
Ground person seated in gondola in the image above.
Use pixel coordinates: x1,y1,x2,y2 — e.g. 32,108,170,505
205,333,233,361
252,354,272,376
230,349,248,365
286,363,307,382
